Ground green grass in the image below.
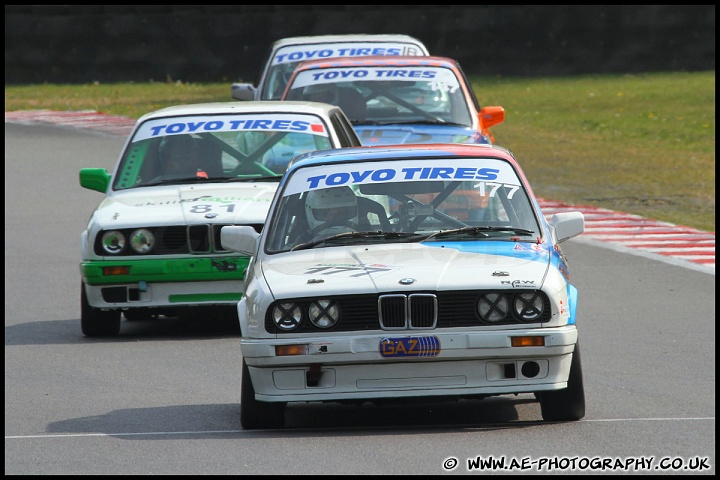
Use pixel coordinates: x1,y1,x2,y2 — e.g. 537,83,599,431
5,72,715,232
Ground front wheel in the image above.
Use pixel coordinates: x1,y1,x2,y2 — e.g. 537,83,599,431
538,342,586,421
240,359,286,429
81,282,121,337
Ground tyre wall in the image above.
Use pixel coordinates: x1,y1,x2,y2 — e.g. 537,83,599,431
4,5,715,84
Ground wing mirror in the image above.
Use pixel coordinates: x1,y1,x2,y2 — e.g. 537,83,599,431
549,211,585,243
478,106,505,142
231,83,257,101
79,168,111,193
221,225,260,255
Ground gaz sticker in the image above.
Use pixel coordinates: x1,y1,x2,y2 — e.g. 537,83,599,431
379,336,441,357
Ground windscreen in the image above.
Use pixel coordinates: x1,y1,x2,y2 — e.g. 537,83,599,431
284,66,473,127
264,157,541,253
112,113,333,189
261,40,427,100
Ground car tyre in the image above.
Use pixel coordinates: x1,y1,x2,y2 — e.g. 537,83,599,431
538,342,586,421
240,359,286,429
81,282,121,337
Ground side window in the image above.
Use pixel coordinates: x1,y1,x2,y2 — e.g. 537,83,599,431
456,63,481,110
114,138,156,189
330,112,362,146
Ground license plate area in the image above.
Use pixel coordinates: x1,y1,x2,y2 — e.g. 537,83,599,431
379,336,441,358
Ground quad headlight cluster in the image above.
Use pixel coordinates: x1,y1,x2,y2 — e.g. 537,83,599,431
477,291,547,324
100,229,155,255
271,299,341,331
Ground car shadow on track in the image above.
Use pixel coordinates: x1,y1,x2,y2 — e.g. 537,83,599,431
44,396,547,439
4,316,240,346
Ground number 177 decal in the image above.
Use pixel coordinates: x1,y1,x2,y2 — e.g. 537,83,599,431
474,182,520,199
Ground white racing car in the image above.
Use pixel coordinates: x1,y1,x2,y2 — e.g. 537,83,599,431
221,143,587,429
79,101,361,337
231,34,429,101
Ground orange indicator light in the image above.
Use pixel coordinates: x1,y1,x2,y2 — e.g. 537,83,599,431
275,344,310,356
511,336,545,347
102,266,130,276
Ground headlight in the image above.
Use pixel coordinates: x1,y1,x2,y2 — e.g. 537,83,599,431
514,292,545,321
272,302,303,331
477,293,509,323
101,230,126,254
129,228,155,254
308,299,340,328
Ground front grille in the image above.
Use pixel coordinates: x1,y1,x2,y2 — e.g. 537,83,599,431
264,290,552,333
94,224,263,256
378,294,437,330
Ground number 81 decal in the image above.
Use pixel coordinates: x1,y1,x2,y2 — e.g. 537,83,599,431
189,204,237,213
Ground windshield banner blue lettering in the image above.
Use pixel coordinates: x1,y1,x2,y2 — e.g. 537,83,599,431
133,114,329,142
283,159,520,196
291,67,459,89
272,42,424,65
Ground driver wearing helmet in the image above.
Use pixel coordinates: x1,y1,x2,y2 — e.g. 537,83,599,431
302,83,340,105
150,135,207,182
305,186,359,239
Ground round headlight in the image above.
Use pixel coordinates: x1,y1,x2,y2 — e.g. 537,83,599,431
514,292,545,321
477,293,509,323
272,302,302,331
101,230,126,254
308,299,340,328
129,228,155,254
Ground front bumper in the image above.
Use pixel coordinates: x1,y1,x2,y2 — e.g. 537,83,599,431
81,256,247,308
80,256,249,285
242,325,578,402
83,280,243,309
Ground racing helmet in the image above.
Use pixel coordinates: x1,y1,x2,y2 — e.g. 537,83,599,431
302,83,340,105
158,134,200,172
305,186,359,231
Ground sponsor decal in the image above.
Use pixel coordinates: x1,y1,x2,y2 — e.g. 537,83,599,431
301,263,395,278
500,280,536,288
212,260,239,272
133,114,328,142
513,243,549,253
284,159,521,196
379,336,441,358
558,261,569,280
272,42,425,65
291,66,460,90
134,197,272,208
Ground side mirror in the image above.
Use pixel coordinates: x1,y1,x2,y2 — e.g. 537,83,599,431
231,83,257,101
79,168,111,193
221,225,260,255
478,106,505,142
549,212,585,243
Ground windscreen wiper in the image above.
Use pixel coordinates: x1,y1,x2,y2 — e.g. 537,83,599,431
421,226,536,241
220,176,282,182
139,176,212,187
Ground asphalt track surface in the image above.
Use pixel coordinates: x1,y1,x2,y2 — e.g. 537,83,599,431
5,110,715,275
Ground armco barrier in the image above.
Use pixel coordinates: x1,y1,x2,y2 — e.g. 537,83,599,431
4,5,715,84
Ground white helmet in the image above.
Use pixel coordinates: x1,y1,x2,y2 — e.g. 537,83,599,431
305,186,358,234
